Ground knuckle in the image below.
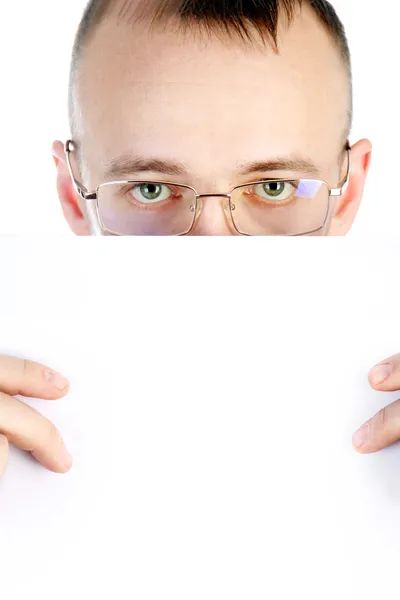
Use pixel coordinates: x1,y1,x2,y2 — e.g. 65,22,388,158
379,406,387,427
21,357,36,380
22,358,47,386
377,406,388,431
18,358,39,394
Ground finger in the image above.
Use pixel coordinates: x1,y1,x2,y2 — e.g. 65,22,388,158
353,398,400,454
0,391,73,473
368,353,400,392
0,434,9,478
0,354,70,400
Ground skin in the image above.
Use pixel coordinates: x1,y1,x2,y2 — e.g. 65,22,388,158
353,354,400,453
0,355,72,478
0,350,400,479
53,3,372,235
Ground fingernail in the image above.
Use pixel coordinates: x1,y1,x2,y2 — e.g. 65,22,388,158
353,423,370,449
46,370,69,391
369,363,392,385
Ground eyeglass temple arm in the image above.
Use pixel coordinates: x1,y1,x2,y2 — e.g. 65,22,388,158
339,140,351,188
329,141,351,197
65,140,96,200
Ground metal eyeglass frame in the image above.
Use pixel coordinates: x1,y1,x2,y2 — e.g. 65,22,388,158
65,140,351,236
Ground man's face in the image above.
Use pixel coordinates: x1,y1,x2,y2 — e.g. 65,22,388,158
55,4,371,236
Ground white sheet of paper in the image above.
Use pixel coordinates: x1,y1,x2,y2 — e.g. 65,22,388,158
0,238,399,599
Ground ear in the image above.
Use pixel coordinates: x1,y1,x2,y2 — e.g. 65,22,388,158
52,140,90,236
328,139,372,236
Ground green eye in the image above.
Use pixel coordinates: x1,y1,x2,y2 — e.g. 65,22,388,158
130,183,173,204
254,181,295,202
141,184,161,200
264,182,285,197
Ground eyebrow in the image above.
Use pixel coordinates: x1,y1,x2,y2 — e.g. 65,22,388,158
104,154,320,180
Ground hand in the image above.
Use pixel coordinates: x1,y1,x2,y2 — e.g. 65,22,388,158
353,353,400,453
0,354,72,478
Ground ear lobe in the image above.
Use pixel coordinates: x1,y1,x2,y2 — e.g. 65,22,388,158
52,140,90,236
328,138,372,236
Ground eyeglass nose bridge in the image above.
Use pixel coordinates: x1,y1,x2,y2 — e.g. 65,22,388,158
190,192,238,233
195,192,233,208
196,193,232,199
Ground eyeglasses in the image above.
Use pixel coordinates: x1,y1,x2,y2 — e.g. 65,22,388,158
65,141,351,236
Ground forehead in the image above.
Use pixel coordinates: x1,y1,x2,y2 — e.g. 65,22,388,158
75,6,349,178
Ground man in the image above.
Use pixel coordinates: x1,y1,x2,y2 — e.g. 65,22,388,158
0,352,399,477
53,0,372,236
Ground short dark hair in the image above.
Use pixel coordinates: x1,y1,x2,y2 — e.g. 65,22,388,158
69,0,352,135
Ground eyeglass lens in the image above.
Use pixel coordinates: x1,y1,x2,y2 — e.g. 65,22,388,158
96,180,330,236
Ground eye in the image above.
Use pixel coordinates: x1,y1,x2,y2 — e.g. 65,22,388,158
253,181,296,203
130,183,173,204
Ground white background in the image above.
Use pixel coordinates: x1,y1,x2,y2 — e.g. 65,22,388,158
0,238,400,598
0,1,399,235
